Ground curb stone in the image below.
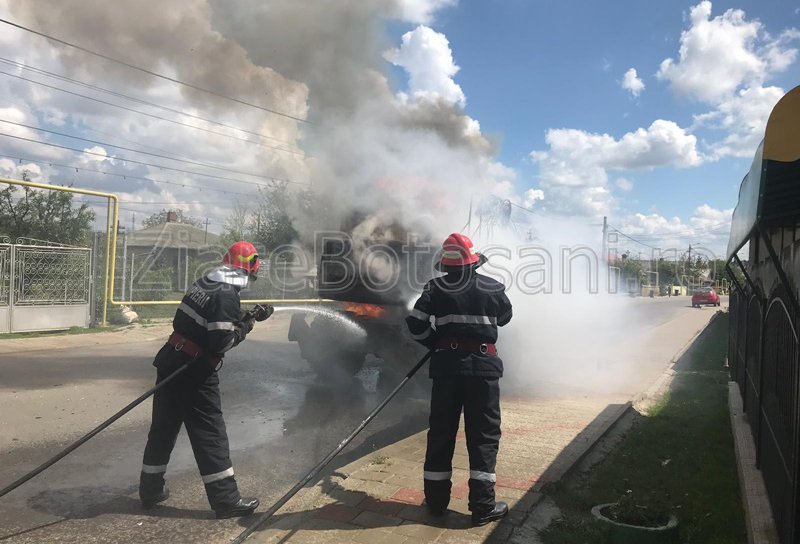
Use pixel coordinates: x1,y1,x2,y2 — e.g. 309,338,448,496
509,309,724,542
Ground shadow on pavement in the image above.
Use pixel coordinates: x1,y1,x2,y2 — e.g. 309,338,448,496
236,474,474,536
25,485,208,522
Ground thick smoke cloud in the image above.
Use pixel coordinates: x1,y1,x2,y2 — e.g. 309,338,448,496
10,0,511,244
206,0,506,242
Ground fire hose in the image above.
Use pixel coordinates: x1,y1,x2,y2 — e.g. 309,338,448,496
230,349,433,544
0,305,270,500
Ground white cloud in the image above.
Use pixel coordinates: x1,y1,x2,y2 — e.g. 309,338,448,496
524,188,544,208
619,204,733,256
616,178,634,192
694,85,785,158
0,158,42,180
531,120,701,216
657,1,799,104
396,0,458,24
384,25,466,107
621,68,645,97
533,120,701,185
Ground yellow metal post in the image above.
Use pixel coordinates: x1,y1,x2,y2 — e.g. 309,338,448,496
0,177,332,312
0,177,119,326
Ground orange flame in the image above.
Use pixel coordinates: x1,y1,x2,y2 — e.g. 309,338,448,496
343,302,386,319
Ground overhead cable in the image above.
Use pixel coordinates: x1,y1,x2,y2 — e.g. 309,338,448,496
0,153,259,198
0,118,293,183
0,132,307,188
0,56,299,149
0,17,310,124
0,69,302,154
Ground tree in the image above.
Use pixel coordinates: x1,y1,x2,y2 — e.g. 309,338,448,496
0,172,96,245
141,209,203,229
248,182,298,253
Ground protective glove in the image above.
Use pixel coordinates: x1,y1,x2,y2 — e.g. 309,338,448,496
250,304,274,322
241,317,255,334
233,317,255,346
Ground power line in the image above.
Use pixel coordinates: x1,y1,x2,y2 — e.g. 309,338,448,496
0,17,310,124
0,153,259,198
0,56,300,150
608,226,659,250
72,199,230,226
0,131,306,188
0,69,301,154
0,118,293,183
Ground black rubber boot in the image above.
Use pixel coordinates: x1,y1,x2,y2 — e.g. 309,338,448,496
471,501,508,527
140,487,170,510
423,499,446,517
214,497,260,519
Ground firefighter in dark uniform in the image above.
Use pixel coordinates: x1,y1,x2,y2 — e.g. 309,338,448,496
139,241,273,518
406,232,512,527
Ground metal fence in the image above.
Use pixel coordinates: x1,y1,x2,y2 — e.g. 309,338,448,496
0,238,9,306
0,239,91,333
729,281,800,543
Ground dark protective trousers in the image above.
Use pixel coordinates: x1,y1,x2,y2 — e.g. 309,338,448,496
139,360,240,510
424,377,501,513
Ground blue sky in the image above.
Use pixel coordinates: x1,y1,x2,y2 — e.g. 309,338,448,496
385,0,799,251
0,0,796,256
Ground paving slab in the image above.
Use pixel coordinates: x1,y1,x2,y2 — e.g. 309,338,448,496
244,305,719,544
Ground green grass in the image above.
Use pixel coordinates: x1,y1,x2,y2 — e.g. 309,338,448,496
541,314,747,544
371,454,390,465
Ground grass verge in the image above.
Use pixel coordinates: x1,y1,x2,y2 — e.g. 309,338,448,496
541,313,747,543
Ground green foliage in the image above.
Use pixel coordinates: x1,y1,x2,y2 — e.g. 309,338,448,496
0,173,96,245
249,182,298,253
605,489,671,527
220,182,309,260
543,315,747,544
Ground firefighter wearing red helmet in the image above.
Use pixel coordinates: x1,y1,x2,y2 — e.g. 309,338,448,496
139,241,273,518
406,232,512,527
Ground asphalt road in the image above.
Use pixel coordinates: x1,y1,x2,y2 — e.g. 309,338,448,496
0,296,720,543
0,316,432,543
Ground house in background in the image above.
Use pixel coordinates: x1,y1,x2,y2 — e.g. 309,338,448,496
124,211,222,296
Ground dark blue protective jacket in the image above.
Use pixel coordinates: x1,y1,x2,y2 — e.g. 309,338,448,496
406,270,512,378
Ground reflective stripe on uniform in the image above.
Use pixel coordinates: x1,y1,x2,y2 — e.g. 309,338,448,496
408,309,430,321
469,470,496,482
141,463,167,474
424,470,452,481
207,321,235,331
178,302,207,327
410,328,432,340
435,314,497,326
201,467,235,484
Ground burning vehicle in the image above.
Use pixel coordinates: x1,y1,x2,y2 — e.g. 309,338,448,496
288,217,435,382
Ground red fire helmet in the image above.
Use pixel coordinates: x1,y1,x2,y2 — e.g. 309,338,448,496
439,232,481,267
223,241,260,275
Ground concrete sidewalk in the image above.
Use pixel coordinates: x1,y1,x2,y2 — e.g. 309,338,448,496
243,308,720,544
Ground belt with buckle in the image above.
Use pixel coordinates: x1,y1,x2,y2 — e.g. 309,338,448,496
167,332,222,370
435,337,497,356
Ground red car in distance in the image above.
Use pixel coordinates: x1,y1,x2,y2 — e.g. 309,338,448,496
692,287,721,308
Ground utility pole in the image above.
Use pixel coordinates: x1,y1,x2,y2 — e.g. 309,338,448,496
601,216,608,293
130,253,135,301
687,244,693,290
204,218,209,244
121,229,128,301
